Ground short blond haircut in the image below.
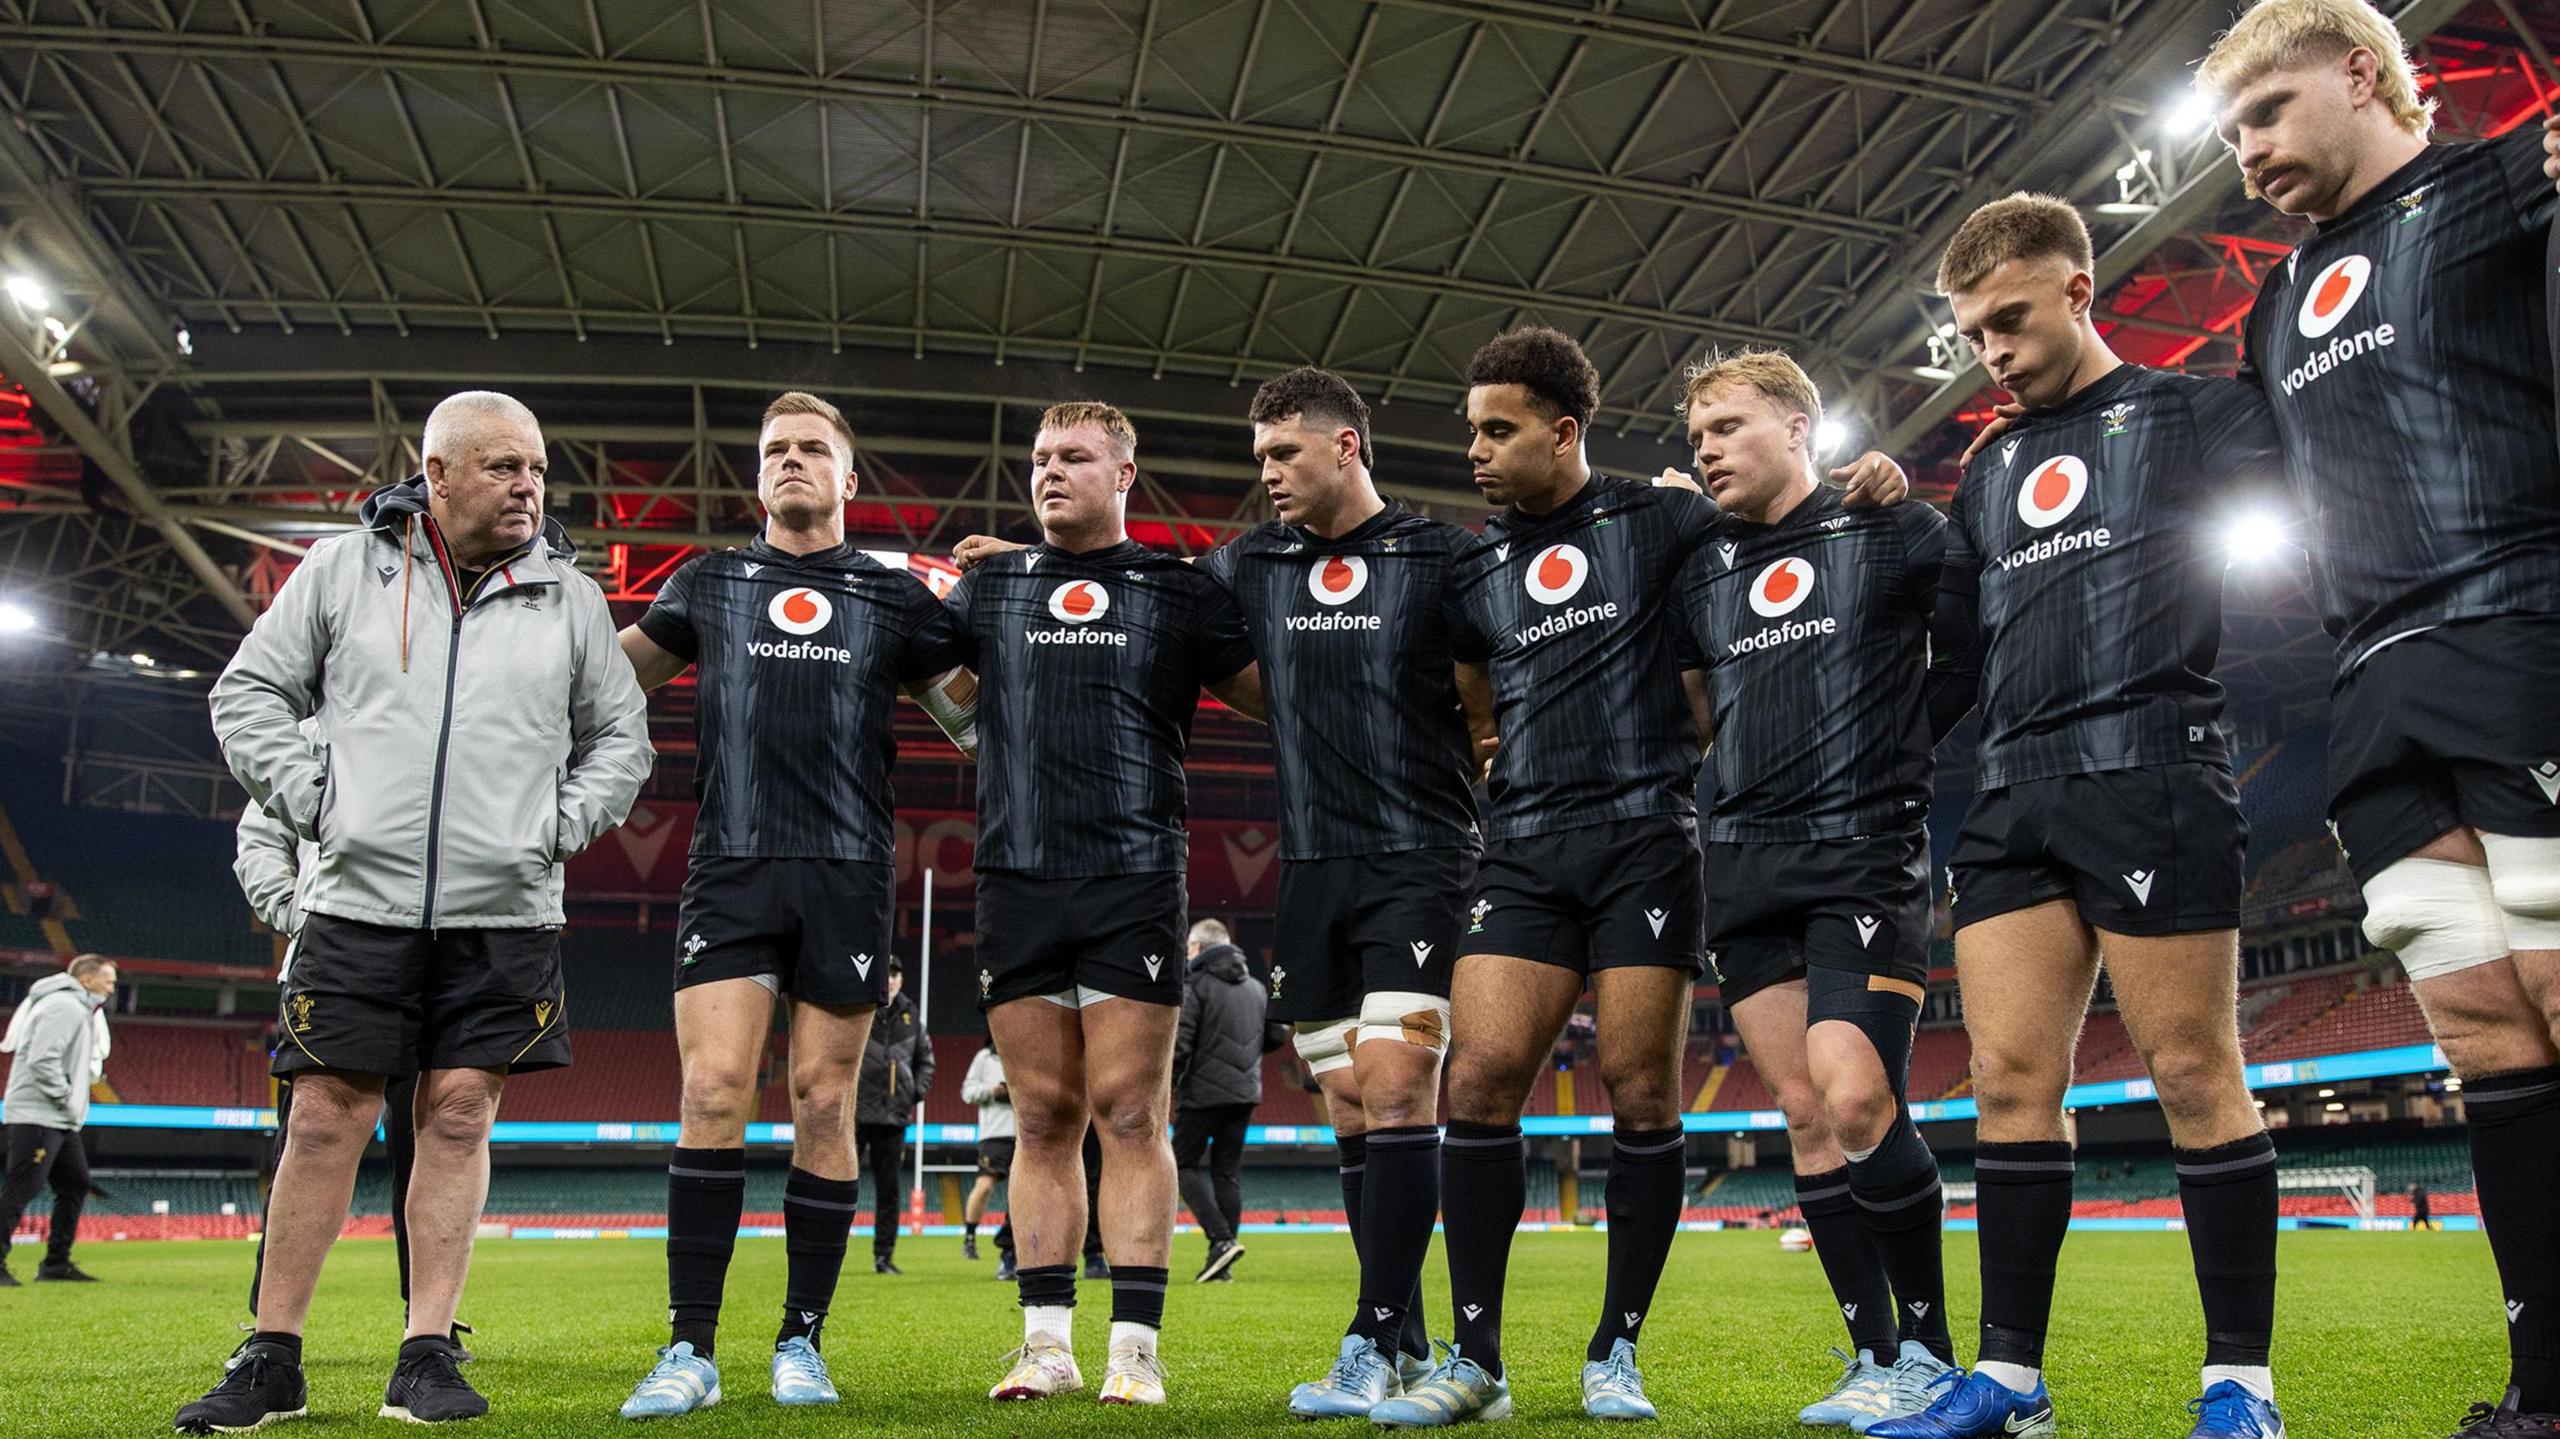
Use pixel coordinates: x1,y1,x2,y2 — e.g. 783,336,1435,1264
762,391,856,457
1037,401,1139,460
2200,0,2432,138
1678,347,1824,431
1936,193,2093,297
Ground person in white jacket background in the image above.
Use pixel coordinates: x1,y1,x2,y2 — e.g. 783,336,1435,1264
182,389,651,1434
962,1035,1017,1278
0,952,116,1286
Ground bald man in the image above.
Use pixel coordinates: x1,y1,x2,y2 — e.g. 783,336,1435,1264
188,391,652,1431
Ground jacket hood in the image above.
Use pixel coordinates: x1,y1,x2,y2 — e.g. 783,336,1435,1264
1191,943,1250,983
358,476,576,560
25,973,87,1004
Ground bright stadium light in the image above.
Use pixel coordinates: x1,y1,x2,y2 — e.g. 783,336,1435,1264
2222,510,2292,566
2165,88,2217,137
0,601,35,634
1814,418,1851,456
4,273,50,314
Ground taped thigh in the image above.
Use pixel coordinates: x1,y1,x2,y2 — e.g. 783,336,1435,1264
2360,857,2510,980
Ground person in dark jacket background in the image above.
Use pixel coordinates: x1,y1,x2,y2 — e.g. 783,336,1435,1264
1173,919,1288,1282
855,961,934,1274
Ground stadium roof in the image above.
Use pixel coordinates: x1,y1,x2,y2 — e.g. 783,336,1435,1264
0,0,2546,794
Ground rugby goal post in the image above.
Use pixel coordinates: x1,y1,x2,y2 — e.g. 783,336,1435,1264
2276,1165,2377,1225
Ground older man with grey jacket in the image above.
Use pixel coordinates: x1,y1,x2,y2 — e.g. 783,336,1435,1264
180,390,651,1433
0,953,116,1286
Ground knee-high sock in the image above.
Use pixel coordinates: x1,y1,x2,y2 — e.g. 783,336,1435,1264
1439,1121,1525,1376
2465,1065,2560,1411
778,1168,859,1349
666,1147,747,1357
1799,1165,1896,1357
1588,1127,1685,1360
1848,1118,1952,1362
1972,1141,2075,1371
2174,1133,2277,1373
1350,1126,1439,1361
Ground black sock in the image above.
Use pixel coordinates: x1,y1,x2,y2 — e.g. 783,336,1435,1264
2465,1065,2560,1411
1589,1126,1685,1361
1016,1262,1076,1312
1440,1120,1525,1377
1110,1265,1170,1328
1799,1166,1897,1357
397,1334,450,1361
2174,1133,2277,1369
964,1221,978,1237
250,1331,303,1362
666,1147,746,1358
1351,1125,1440,1361
778,1168,858,1350
1338,1131,1369,1262
1848,1119,1953,1362
1972,1141,2074,1370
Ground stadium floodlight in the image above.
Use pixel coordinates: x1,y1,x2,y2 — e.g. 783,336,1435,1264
2222,510,2292,566
4,273,50,314
0,601,35,634
2164,89,2217,138
1813,418,1851,456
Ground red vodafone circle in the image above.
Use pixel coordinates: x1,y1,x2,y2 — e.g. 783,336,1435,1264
1523,543,1590,604
1308,554,1370,606
1047,580,1110,624
767,587,834,635
1748,557,1816,619
2014,454,2090,530
2296,254,2372,339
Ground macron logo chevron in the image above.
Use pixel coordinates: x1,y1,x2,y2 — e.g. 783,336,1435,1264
1841,1303,1858,1321
1410,941,1434,968
2124,869,2157,906
1462,1304,1483,1320
1644,907,1669,938
744,561,763,577
1718,541,1738,568
2511,1300,2527,1323
1623,1311,1640,1328
1142,954,1164,981
852,953,873,980
1854,916,1881,948
1494,543,1511,563
2000,438,2021,469
1374,1307,1394,1321
2531,761,2560,804
1909,1301,1931,1318
1025,552,1043,571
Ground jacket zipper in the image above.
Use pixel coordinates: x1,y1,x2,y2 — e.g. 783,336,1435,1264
421,600,465,927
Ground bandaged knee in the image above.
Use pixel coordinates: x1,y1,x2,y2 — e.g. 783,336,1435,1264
2360,857,2510,980
2482,833,2560,951
1807,967,1922,1103
1355,990,1452,1056
1293,1017,1358,1075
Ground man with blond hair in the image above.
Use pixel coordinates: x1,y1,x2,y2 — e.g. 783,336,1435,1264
1667,347,1960,1432
1878,196,2289,1439
613,390,976,1419
943,401,1261,1407
2199,3,2560,1431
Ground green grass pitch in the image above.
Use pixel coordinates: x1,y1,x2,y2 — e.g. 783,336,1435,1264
8,1230,2494,1437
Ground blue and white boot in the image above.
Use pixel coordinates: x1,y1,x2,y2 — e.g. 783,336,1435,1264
619,1343,720,1420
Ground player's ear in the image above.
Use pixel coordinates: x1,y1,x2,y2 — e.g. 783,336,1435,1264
1551,412,1581,458
2065,267,2095,319
1338,426,1359,470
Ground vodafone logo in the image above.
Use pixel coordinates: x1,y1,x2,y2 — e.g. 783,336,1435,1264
2015,455,2090,530
1523,543,1590,604
1307,554,1369,606
766,587,834,635
2296,254,2373,339
1748,558,1815,619
1047,580,1110,624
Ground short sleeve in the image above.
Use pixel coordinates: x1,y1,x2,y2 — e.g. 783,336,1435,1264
1189,570,1256,686
2188,378,2290,515
1890,503,1951,616
2495,126,2555,236
893,573,970,682
941,572,983,667
1664,485,1718,557
635,555,705,662
1671,550,1710,669
1196,536,1242,589
1443,563,1492,664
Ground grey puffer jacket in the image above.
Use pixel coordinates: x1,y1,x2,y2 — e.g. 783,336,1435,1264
1174,944,1286,1109
210,478,653,928
857,991,935,1127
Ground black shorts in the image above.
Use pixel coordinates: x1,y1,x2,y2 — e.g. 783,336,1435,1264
1705,828,1934,1008
1948,764,2245,937
1468,814,1705,978
977,1137,1015,1178
2327,617,2560,884
975,870,1187,1009
1269,847,1475,1024
274,914,570,1079
675,856,895,1007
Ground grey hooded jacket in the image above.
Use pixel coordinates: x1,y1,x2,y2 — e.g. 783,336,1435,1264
2,973,106,1130
210,478,653,929
1173,944,1286,1110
